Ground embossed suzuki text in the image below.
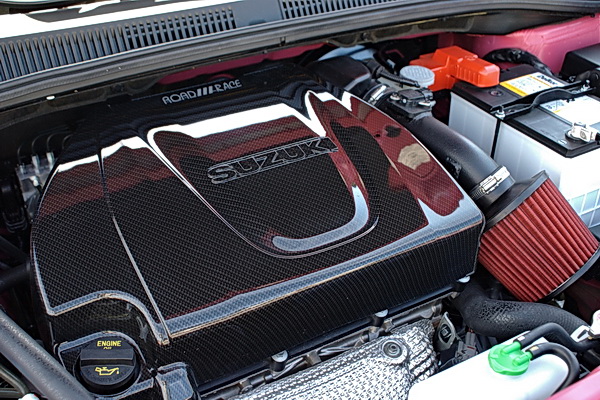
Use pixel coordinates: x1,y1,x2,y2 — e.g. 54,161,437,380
207,137,338,184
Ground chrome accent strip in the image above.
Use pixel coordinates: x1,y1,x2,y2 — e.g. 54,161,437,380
99,139,171,344
273,185,370,252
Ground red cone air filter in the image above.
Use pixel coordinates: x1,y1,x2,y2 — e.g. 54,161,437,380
479,172,599,302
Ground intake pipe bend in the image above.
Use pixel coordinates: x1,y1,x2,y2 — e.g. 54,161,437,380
453,281,588,341
0,262,29,294
399,114,514,211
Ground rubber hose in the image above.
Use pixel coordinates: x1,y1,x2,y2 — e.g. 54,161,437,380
400,115,514,210
0,309,93,400
516,322,597,353
453,282,587,341
0,263,28,294
377,69,420,87
528,342,580,392
0,236,27,264
483,48,554,76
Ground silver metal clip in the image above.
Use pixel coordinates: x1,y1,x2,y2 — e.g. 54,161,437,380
469,166,511,201
589,310,600,339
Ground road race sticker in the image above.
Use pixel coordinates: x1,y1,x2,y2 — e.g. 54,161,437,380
161,79,243,105
500,72,563,97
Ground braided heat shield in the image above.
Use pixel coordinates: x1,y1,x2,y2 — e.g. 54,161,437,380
233,320,436,400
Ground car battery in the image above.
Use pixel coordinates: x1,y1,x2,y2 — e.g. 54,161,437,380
448,65,600,228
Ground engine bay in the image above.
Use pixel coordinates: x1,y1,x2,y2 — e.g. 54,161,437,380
1,10,600,400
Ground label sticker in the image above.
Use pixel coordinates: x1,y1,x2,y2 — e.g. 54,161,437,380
500,72,563,97
97,339,122,350
541,96,600,126
161,79,243,105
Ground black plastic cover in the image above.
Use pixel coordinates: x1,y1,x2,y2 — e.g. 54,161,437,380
32,63,483,395
562,43,600,78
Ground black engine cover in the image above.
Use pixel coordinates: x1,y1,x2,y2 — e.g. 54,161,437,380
32,63,483,395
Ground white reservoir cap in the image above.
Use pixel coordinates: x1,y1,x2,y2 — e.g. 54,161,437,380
400,65,435,88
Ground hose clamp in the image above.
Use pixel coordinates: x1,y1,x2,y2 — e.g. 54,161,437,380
469,166,511,201
589,310,600,339
365,84,390,105
572,310,600,341
570,325,591,342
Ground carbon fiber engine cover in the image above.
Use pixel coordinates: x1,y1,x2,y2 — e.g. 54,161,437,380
31,63,483,396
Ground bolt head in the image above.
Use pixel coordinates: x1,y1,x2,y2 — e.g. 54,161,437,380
382,340,403,358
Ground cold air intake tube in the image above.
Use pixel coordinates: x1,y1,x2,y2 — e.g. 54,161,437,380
376,79,599,302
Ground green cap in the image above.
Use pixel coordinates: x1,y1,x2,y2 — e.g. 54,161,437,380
488,342,533,376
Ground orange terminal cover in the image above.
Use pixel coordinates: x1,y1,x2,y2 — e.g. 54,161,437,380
409,46,500,91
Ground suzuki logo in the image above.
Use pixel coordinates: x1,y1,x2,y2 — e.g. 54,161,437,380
207,137,338,184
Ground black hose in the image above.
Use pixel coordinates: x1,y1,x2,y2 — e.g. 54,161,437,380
398,115,514,210
377,68,420,87
0,236,27,265
0,363,28,397
483,48,554,76
363,59,421,87
0,309,94,400
528,342,579,392
515,322,597,353
0,263,28,294
453,281,588,341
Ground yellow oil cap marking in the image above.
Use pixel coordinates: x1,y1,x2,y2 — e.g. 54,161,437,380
95,366,120,376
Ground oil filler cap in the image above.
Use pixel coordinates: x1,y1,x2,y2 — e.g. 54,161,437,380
78,336,138,395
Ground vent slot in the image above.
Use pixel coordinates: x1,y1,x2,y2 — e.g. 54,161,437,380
280,0,398,19
0,8,236,82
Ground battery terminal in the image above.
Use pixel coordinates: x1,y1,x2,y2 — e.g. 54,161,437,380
566,122,600,143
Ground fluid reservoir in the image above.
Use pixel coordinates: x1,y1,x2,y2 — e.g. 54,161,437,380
408,339,568,400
